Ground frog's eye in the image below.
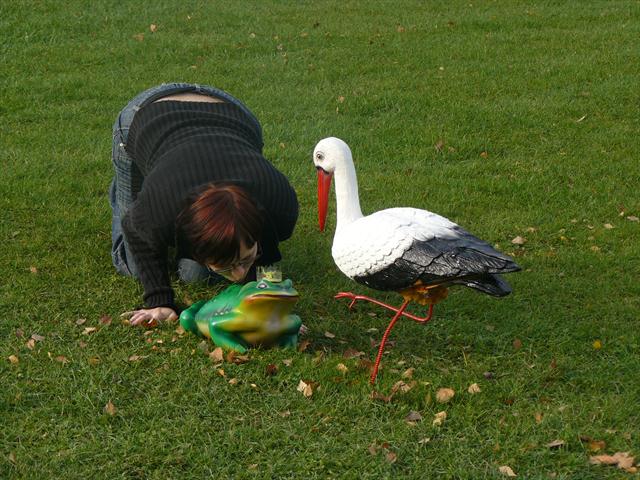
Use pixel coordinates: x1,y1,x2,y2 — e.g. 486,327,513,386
257,282,268,289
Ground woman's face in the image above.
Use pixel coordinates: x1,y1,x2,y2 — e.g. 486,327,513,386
207,241,259,282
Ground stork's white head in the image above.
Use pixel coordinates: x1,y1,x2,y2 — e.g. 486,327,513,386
313,137,352,231
312,136,352,174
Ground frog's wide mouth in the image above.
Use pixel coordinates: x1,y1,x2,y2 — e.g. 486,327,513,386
244,292,299,302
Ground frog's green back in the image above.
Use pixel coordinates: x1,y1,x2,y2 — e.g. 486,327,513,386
195,283,243,318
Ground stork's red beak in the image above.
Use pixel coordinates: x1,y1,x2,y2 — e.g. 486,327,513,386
317,167,333,232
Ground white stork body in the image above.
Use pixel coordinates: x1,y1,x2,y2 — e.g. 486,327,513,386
315,137,520,297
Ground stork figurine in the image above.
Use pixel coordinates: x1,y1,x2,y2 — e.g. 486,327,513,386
313,137,520,384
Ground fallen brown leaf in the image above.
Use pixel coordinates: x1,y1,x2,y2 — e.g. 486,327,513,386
55,355,69,364
100,315,112,326
298,339,310,352
402,367,415,379
436,387,455,403
324,331,336,339
297,380,314,397
336,363,348,375
31,333,45,342
265,364,278,376
498,465,516,477
128,355,148,362
150,23,157,32
405,410,423,424
209,347,224,363
511,236,527,245
29,266,38,274
15,328,24,338
226,351,250,364
342,348,364,359
104,400,117,416
282,358,293,367
26,338,36,350
368,442,378,456
83,327,98,335
590,451,636,472
468,383,481,394
513,338,522,350
392,380,416,394
546,439,565,449
370,390,394,403
8,355,19,364
432,411,447,426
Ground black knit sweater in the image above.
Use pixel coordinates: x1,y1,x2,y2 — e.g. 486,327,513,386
122,100,298,310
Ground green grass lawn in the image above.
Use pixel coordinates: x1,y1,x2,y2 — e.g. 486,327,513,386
2,0,639,478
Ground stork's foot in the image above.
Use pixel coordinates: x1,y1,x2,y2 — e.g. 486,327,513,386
334,292,434,323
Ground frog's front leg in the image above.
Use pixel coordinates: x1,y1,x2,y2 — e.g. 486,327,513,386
277,314,302,349
209,323,250,353
179,300,208,338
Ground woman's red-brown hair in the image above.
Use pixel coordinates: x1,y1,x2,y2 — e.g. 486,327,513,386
176,184,263,265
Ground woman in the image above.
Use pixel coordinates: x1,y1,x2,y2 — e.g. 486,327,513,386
110,83,299,326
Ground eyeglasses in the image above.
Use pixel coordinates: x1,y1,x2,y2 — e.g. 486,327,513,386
207,245,262,276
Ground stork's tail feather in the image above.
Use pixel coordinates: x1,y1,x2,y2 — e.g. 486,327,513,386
453,273,513,297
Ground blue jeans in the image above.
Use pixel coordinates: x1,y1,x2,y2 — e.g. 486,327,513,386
110,82,263,282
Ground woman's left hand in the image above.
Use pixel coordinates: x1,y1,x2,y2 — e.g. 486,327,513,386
120,307,178,327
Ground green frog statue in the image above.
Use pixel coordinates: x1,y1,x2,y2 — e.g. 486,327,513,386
179,279,302,353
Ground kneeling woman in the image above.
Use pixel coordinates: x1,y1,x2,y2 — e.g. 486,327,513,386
109,83,299,326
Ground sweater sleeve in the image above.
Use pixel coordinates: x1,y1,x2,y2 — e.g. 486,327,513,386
121,208,176,310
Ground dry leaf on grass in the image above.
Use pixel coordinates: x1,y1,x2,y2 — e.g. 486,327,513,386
297,380,314,397
336,363,348,375
546,439,565,449
436,387,455,403
405,411,422,424
402,367,415,379
209,347,224,363
83,327,98,335
128,355,148,362
468,383,481,394
104,401,117,416
226,351,250,364
511,236,526,245
342,348,364,359
100,315,112,326
265,364,278,376
8,355,19,364
297,339,310,352
392,380,416,394
498,465,516,477
26,338,36,350
324,331,336,339
432,411,447,426
370,390,394,403
590,452,636,473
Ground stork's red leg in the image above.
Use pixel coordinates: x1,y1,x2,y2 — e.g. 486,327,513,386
335,292,434,323
370,299,411,384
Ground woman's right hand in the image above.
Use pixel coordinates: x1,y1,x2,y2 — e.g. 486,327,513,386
120,307,178,327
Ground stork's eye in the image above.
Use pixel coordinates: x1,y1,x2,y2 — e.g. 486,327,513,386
315,152,325,161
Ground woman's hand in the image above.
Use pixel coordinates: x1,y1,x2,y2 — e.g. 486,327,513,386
120,307,178,327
